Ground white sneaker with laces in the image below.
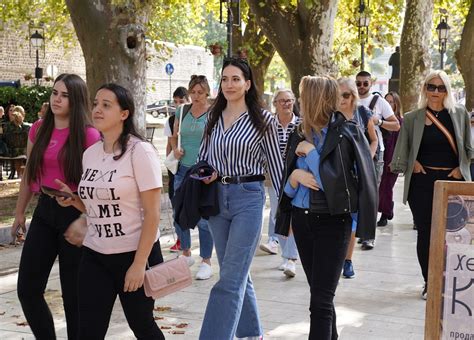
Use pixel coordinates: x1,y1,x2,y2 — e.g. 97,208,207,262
259,239,279,255
278,259,288,271
284,259,296,278
181,255,195,267
195,262,212,280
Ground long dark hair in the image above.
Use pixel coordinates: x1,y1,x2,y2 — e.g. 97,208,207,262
205,57,266,136
26,73,91,185
385,91,403,118
96,83,145,160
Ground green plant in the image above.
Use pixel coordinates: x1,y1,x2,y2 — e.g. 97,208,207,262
0,86,52,123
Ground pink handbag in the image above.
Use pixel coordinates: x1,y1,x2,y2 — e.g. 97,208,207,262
143,256,192,299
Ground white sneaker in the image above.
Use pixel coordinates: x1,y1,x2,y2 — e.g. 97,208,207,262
278,259,288,271
284,259,296,278
181,255,195,267
195,262,212,280
259,239,279,255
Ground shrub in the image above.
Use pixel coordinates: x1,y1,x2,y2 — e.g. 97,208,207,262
0,86,52,123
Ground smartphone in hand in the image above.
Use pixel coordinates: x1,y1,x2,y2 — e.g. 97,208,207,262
41,185,74,199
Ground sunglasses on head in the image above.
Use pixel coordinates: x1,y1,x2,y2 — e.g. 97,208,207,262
426,83,447,93
191,75,207,80
356,81,370,88
341,92,352,99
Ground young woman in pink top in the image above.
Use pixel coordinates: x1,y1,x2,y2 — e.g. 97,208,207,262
12,74,101,339
59,83,165,339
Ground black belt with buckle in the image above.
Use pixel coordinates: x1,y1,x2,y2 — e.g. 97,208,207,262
217,175,265,185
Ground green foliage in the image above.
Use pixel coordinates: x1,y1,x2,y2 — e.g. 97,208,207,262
334,0,404,76
265,53,290,93
0,86,52,123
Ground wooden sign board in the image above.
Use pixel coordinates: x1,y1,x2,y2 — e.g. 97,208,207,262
425,181,474,340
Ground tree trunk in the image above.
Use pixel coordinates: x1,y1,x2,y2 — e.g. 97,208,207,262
456,1,474,112
231,9,275,94
240,12,275,94
246,0,338,96
65,0,151,133
400,0,434,113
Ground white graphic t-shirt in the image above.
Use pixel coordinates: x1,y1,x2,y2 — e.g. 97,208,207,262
80,137,163,254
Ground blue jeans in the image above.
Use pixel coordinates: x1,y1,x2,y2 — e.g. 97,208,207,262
267,186,299,260
173,164,214,259
199,181,265,340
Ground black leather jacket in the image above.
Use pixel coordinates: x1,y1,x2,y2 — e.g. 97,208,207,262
275,111,377,240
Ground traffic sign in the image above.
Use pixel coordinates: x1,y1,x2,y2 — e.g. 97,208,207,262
165,63,174,76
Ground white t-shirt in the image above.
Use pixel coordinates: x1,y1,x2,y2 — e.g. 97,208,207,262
359,94,395,152
79,137,163,254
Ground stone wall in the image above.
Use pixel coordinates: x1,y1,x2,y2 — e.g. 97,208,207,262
0,29,215,104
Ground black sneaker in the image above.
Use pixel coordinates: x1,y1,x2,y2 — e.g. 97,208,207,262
421,283,427,300
377,218,388,227
361,239,375,250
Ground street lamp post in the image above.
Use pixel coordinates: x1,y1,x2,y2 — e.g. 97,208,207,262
436,16,450,70
357,0,370,71
220,0,241,57
29,29,45,86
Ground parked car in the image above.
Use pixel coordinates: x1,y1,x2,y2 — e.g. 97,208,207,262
146,100,176,118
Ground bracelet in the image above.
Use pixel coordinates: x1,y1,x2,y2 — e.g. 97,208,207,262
380,120,383,127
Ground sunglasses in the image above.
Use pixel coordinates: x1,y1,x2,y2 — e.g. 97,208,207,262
426,83,447,93
356,81,370,88
276,99,295,105
341,92,352,99
191,75,207,81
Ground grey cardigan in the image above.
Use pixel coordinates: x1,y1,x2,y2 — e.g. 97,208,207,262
391,104,473,203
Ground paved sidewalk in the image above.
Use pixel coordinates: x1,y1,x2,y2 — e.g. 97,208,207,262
0,178,426,339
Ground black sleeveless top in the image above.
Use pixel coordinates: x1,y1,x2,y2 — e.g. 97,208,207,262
417,107,458,168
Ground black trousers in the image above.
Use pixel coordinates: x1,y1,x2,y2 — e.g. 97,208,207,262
78,242,165,340
17,194,82,340
292,208,352,340
167,169,175,200
407,169,461,283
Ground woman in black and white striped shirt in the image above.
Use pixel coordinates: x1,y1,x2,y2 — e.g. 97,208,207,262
260,89,302,279
198,57,283,340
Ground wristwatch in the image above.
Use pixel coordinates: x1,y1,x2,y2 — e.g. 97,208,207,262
377,118,383,126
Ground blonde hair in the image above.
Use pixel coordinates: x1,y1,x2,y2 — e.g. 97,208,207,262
419,70,456,113
272,89,295,103
13,105,25,118
337,77,359,111
299,75,338,140
10,110,24,126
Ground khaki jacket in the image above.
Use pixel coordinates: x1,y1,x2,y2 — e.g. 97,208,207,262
391,104,473,203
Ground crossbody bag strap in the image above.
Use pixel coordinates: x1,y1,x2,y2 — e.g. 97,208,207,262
177,104,192,150
425,110,458,156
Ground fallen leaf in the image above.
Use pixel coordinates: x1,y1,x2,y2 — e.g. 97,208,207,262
0,312,5,315
12,315,20,318
160,326,172,329
175,323,188,328
154,306,171,312
170,330,185,334
154,316,164,320
16,321,28,326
